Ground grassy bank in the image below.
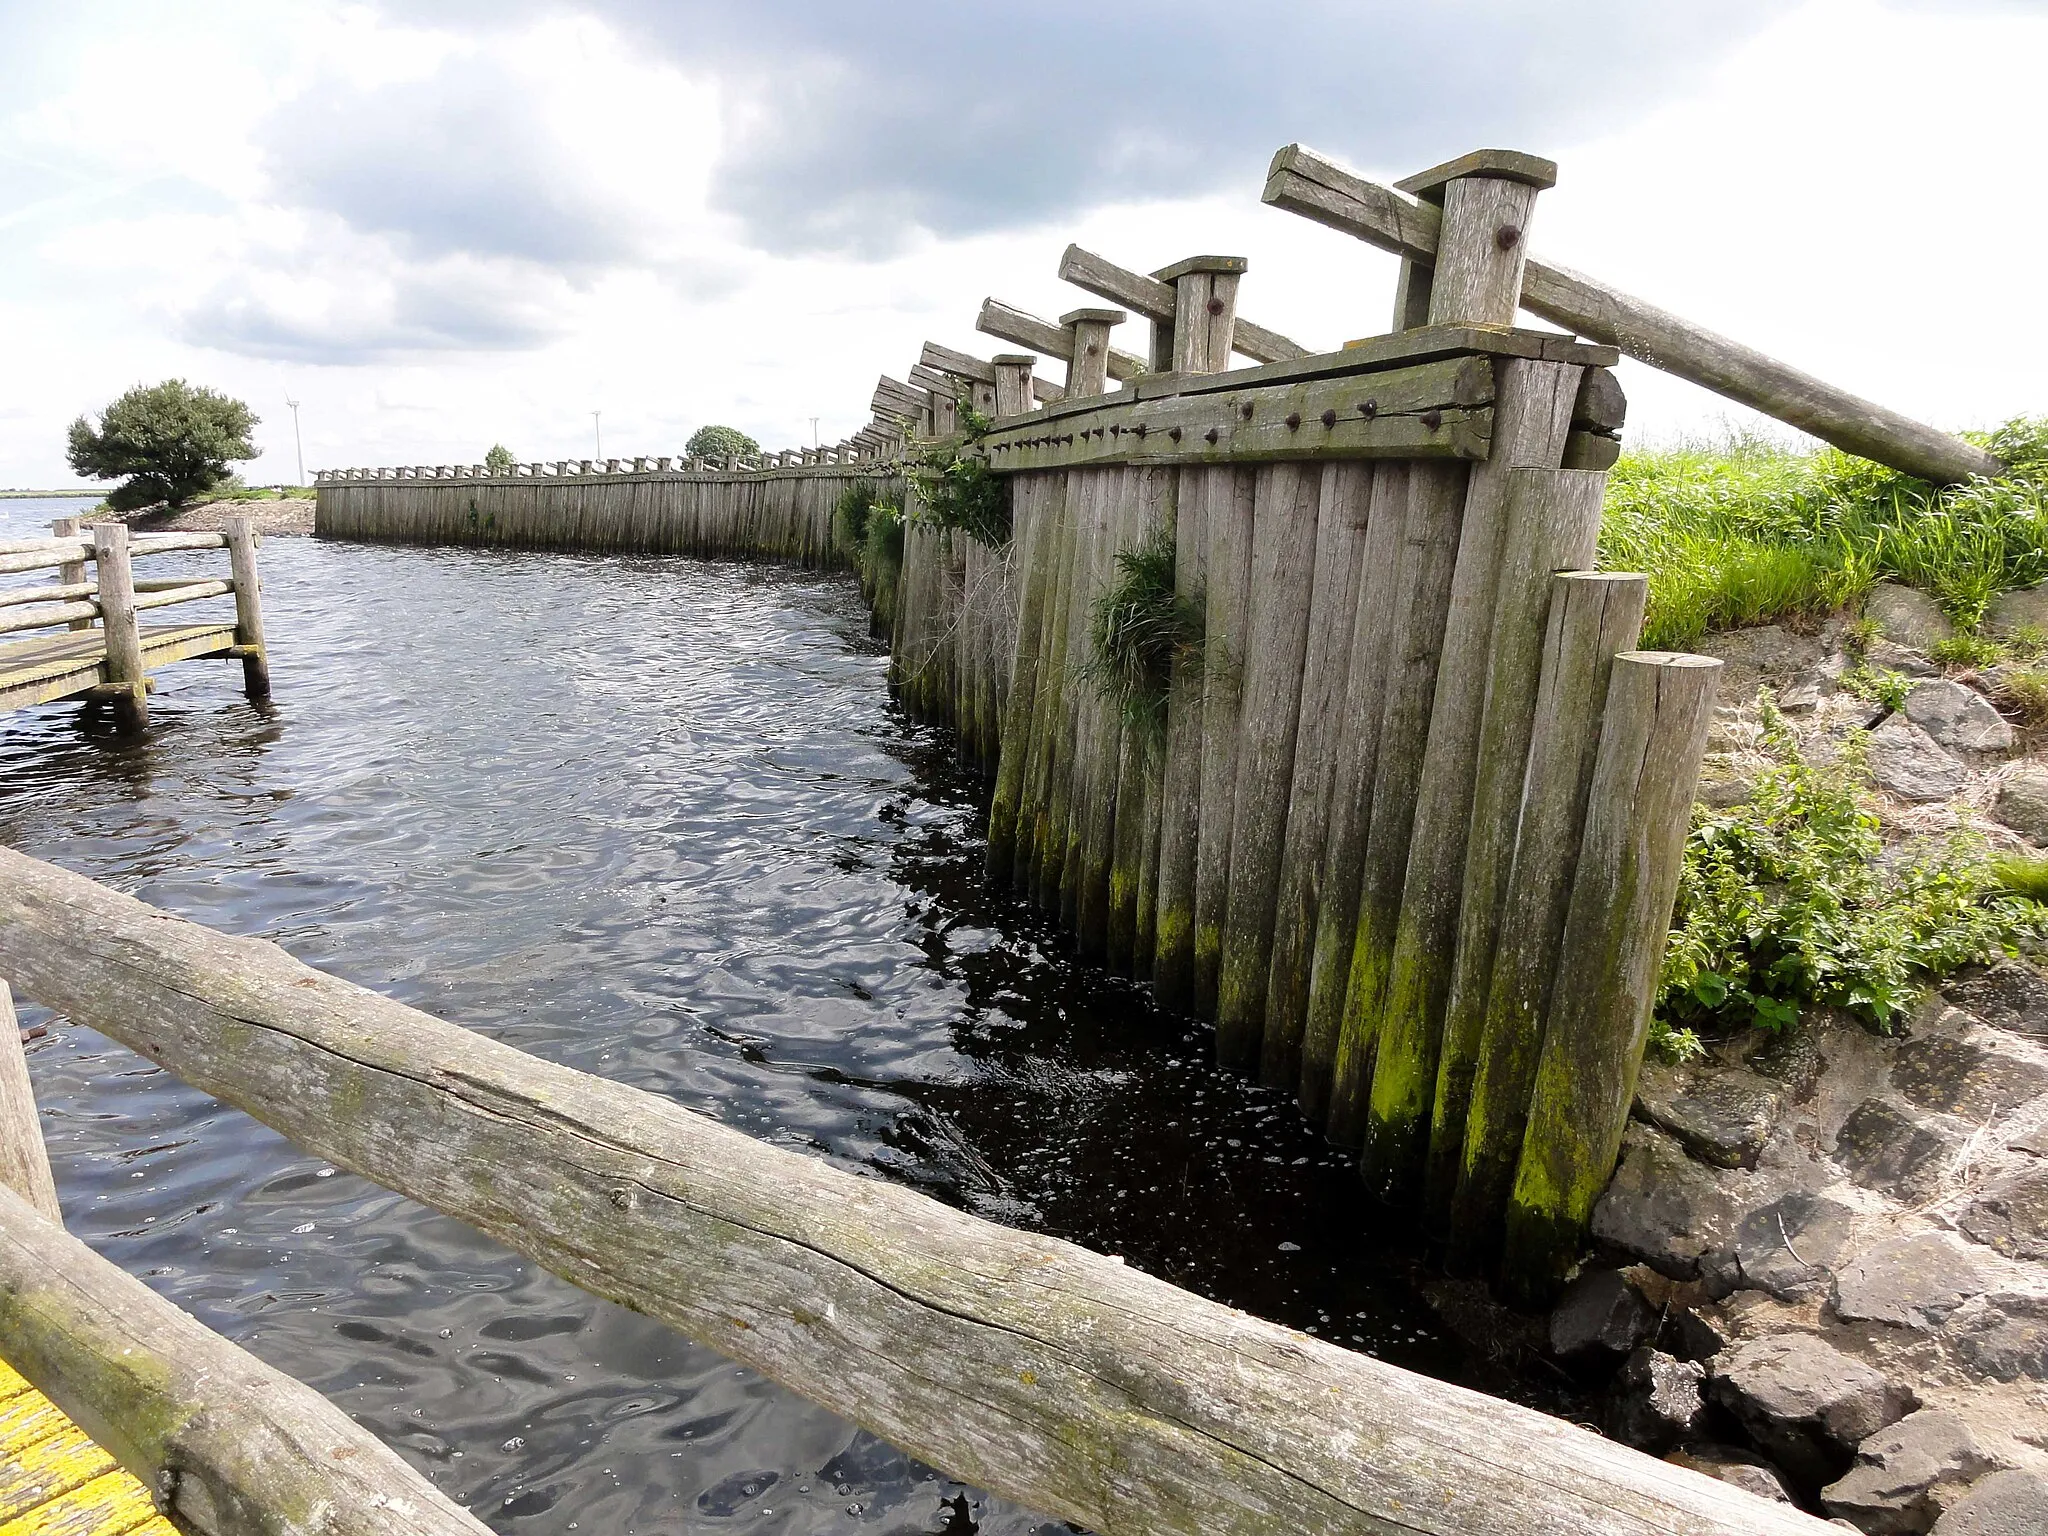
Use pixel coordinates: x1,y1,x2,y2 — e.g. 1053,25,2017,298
1601,417,2048,648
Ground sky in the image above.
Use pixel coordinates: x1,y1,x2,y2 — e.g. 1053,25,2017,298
2,0,2045,488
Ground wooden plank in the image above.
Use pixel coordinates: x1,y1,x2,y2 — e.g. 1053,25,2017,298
1260,462,1371,1089
1298,464,1406,1121
1213,463,1321,1070
0,1414,117,1522
1325,461,1467,1146
1359,359,1579,1201
1150,468,1208,1009
1424,470,1608,1229
977,298,1147,382
1446,573,1647,1272
1500,653,1720,1303
0,605,98,638
129,580,231,613
982,356,1494,471
1192,467,1256,1018
0,1467,164,1536
1262,143,2002,484
0,984,59,1224
0,849,1834,1536
88,527,143,731
1057,246,1310,364
987,476,1057,877
1425,174,1542,328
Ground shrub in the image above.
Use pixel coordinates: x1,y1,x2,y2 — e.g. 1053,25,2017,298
687,424,760,463
863,499,904,571
834,482,878,557
484,444,516,476
1656,732,2038,1051
66,380,259,510
912,442,1008,547
1082,529,1202,733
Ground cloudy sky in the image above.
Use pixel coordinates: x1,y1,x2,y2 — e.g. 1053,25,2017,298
2,0,2043,487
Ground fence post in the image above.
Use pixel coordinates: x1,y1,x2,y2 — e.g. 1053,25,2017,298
50,517,92,631
225,516,271,701
932,390,960,437
91,523,147,732
1498,650,1719,1303
1060,308,1126,398
992,354,1036,416
0,980,60,1223
1154,256,1244,373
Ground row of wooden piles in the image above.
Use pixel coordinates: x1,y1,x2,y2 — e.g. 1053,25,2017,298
316,467,894,568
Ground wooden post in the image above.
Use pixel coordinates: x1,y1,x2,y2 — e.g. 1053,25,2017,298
933,391,960,436
1060,308,1126,398
50,518,91,631
0,981,60,1223
1445,572,1648,1271
1500,651,1719,1303
1395,150,1556,329
1154,256,1245,374
993,354,1036,417
91,522,147,732
224,516,270,701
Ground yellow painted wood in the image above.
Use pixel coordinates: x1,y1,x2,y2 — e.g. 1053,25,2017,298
0,1365,166,1536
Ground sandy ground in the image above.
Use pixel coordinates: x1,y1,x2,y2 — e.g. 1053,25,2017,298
125,496,315,537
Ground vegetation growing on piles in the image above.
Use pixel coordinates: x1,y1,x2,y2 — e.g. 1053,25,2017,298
911,408,1010,548
1082,528,1203,735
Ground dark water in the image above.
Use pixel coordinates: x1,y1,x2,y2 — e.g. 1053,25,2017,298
0,498,1552,1532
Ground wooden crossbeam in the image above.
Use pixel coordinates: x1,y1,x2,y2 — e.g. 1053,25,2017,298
1057,245,1310,364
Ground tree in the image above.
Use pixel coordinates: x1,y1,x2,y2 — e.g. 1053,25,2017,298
484,443,516,476
687,424,760,463
66,380,260,511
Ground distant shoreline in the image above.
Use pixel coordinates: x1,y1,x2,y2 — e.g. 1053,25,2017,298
0,489,103,499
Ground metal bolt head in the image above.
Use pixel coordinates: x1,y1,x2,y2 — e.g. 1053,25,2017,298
1240,403,1255,420
1204,427,1219,444
1421,409,1443,431
1361,399,1378,418
1285,412,1302,430
1320,409,1337,428
1206,296,1226,316
1495,225,1521,251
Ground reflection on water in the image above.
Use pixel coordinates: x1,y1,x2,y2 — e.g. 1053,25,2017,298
0,499,1548,1532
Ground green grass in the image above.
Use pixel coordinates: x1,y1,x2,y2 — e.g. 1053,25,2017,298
1602,417,2048,649
1082,528,1202,734
1994,853,2048,904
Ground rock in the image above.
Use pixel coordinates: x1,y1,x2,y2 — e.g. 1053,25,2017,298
1869,638,1941,677
1833,1097,1971,1204
1903,680,2015,754
1941,960,2048,1037
1948,1292,2048,1382
1991,769,2048,847
1892,1032,2048,1121
1822,1409,2006,1534
1866,583,1955,651
1704,1188,1861,1301
1961,1165,2048,1261
1666,1443,1799,1503
1697,625,1827,705
1604,1346,1706,1452
1929,1469,2048,1535
1988,582,2048,636
1711,1332,1918,1488
1868,714,1969,801
1831,1232,1995,1330
1634,1061,1785,1170
1549,1268,1656,1361
1695,765,1757,808
1592,1123,1746,1280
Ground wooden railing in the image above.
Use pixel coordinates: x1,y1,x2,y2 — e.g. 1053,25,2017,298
0,849,1833,1536
0,516,269,729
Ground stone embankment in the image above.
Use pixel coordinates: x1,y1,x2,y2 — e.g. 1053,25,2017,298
128,495,314,538
1539,580,2048,1531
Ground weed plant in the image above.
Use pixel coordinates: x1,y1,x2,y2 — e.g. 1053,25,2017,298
1603,417,2048,648
833,481,877,559
1654,701,2041,1060
911,406,1010,547
1082,529,1202,734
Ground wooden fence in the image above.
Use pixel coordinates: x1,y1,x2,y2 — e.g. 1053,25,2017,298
310,143,1997,1297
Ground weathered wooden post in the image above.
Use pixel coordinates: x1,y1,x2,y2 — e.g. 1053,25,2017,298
1397,150,1554,327
91,522,146,732
1156,256,1243,373
992,354,1036,417
225,515,271,701
0,980,61,1223
1499,651,1719,1302
50,517,92,631
1060,308,1125,398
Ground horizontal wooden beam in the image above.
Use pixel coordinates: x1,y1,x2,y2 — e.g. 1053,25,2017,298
1057,245,1311,364
0,1183,491,1535
0,850,1829,1536
981,354,1495,471
921,340,995,383
976,299,1147,382
1262,143,2003,485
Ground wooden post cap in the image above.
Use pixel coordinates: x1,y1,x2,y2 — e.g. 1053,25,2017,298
990,352,1038,367
1057,307,1127,327
1150,255,1248,281
1395,149,1558,204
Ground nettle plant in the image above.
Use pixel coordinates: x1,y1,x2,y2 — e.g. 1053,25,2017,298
1653,698,2040,1060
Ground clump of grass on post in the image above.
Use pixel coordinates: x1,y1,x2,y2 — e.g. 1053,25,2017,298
1082,528,1203,735
834,481,877,560
861,500,905,633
